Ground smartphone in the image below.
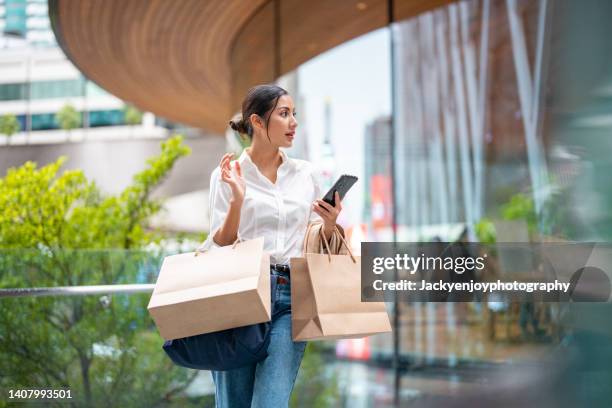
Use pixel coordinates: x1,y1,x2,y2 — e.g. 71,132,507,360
322,174,358,207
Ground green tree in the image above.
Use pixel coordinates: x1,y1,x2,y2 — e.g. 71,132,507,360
0,113,20,146
0,135,204,407
56,104,81,142
124,104,143,138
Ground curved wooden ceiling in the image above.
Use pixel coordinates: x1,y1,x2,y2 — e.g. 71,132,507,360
49,0,454,134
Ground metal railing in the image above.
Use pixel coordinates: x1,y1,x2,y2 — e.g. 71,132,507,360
0,284,154,298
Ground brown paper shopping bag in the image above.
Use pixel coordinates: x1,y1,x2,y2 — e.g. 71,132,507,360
148,237,271,340
290,227,392,341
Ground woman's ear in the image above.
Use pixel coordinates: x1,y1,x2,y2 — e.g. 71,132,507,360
249,113,265,132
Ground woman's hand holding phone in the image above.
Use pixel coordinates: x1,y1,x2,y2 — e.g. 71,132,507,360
219,153,245,205
312,191,342,236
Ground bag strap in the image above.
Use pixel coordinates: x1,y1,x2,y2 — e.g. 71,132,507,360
318,226,333,263
194,233,243,257
303,222,316,255
334,225,356,263
231,233,244,249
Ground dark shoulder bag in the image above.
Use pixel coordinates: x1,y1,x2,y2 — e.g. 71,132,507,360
161,274,276,371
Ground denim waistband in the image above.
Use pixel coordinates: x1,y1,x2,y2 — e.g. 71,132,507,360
270,264,290,276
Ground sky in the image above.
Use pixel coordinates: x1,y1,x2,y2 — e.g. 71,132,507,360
297,28,392,225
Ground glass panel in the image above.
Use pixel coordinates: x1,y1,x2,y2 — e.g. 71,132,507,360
390,0,612,405
30,79,84,100
0,83,25,101
88,109,125,127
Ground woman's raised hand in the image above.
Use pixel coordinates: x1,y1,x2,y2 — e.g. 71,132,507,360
312,191,342,235
219,153,246,204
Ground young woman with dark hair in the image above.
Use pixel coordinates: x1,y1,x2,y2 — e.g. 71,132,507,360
198,84,343,407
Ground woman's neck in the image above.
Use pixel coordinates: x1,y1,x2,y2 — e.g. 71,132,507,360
246,143,282,170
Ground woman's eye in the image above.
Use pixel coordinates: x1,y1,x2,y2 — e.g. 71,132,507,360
281,111,288,117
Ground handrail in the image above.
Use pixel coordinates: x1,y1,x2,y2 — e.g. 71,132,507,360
0,284,155,298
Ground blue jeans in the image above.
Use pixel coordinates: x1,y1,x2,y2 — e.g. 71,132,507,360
211,267,307,407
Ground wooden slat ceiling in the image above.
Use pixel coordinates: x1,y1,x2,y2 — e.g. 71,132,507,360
49,0,455,134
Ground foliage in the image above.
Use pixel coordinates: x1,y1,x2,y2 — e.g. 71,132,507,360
0,135,197,407
291,342,339,408
55,104,81,133
0,113,20,145
474,217,497,244
499,188,575,240
124,105,144,126
500,193,538,234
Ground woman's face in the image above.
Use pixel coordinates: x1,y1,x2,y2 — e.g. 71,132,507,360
253,94,298,148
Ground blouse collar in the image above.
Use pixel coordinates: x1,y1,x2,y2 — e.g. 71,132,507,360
238,149,291,170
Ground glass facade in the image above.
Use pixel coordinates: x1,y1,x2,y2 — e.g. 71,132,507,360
0,79,94,101
0,0,55,47
30,79,85,100
0,78,123,130
305,0,612,405
88,109,124,127
9,109,125,131
383,0,612,404
0,82,24,100
3,0,26,37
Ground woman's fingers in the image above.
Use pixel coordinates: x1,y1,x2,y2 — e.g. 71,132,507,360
334,191,342,210
224,155,233,171
221,167,230,182
219,153,230,166
219,157,228,173
312,204,327,219
219,153,233,172
312,202,332,220
316,199,335,214
235,161,242,178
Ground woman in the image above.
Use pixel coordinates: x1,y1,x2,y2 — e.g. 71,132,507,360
198,84,343,407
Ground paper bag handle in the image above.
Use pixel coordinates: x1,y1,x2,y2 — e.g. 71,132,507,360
319,226,333,263
303,222,316,255
194,233,243,257
334,225,357,263
319,225,357,264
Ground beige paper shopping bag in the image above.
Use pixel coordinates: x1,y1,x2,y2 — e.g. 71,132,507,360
148,237,270,340
290,227,392,341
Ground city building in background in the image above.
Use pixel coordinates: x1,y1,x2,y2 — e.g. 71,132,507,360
315,97,337,192
363,116,392,236
0,0,225,235
0,0,169,145
1,0,54,47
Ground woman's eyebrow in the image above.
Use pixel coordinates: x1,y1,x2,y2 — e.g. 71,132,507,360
277,106,292,110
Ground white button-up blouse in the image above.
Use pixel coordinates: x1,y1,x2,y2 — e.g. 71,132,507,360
199,149,322,264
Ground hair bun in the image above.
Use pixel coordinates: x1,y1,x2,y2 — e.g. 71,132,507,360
229,116,249,135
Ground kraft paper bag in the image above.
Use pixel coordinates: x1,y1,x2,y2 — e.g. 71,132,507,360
148,237,271,341
290,227,392,341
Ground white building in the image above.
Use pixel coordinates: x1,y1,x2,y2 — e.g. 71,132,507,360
0,0,169,145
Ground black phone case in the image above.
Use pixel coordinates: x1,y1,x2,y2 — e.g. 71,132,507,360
322,175,358,207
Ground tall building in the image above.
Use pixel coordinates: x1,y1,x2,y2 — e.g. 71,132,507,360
363,116,392,230
316,97,336,192
277,71,309,160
